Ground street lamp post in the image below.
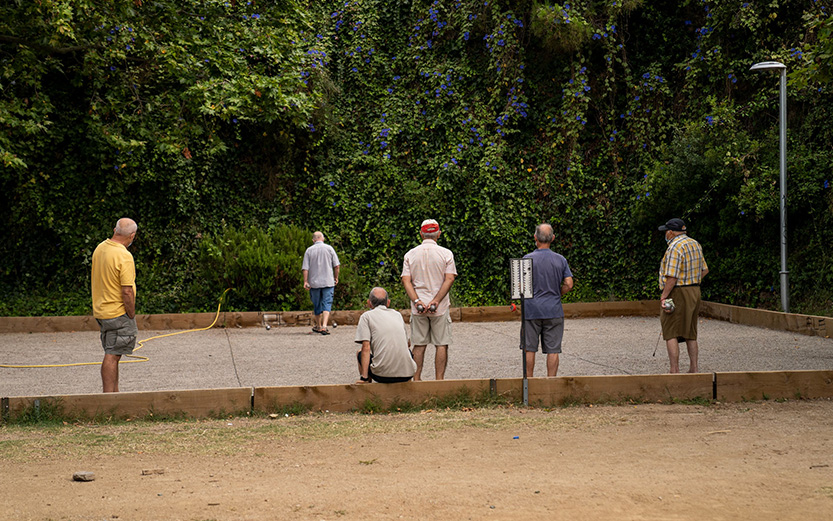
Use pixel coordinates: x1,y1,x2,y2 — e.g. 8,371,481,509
750,61,789,313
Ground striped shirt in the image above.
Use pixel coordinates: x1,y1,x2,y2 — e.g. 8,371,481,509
659,235,708,289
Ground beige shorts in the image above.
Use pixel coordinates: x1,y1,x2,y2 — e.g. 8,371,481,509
410,311,452,346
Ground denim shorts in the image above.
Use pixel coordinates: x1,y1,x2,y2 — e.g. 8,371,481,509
96,314,138,356
309,286,335,315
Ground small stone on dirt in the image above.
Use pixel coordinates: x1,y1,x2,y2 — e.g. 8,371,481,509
72,471,95,482
142,468,165,475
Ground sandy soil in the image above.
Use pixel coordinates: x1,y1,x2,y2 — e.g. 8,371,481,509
2,400,832,521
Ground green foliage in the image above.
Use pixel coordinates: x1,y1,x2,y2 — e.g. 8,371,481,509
197,224,362,311
0,0,831,317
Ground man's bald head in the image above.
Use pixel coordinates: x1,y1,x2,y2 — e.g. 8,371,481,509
312,231,324,242
368,287,389,308
534,223,554,245
114,218,137,237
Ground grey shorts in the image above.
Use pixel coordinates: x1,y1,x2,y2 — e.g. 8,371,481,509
96,314,138,356
410,311,453,346
522,317,564,354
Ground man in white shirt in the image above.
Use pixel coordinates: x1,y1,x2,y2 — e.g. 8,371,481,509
401,219,457,380
302,231,340,335
355,287,417,384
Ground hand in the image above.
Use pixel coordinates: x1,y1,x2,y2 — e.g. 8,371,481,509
427,300,439,313
334,277,339,285
355,379,370,384
304,282,310,290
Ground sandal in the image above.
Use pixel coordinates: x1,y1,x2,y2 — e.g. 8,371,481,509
311,327,322,334
319,328,330,335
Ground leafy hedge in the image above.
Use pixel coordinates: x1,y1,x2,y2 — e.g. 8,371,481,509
1,0,831,316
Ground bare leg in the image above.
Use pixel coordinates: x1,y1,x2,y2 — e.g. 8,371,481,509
686,339,699,373
412,345,427,381
435,345,448,380
665,338,680,373
356,349,363,376
321,310,330,330
547,353,560,377
101,354,121,393
525,351,536,377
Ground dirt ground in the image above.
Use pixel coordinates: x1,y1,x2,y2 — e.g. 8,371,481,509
2,400,832,521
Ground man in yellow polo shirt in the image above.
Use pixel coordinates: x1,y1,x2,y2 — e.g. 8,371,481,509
91,218,138,392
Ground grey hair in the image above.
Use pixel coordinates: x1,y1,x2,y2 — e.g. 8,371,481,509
421,230,440,240
114,218,137,237
368,287,388,308
535,223,554,244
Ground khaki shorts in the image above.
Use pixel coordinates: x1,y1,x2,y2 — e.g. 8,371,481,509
97,314,138,356
661,286,701,341
410,311,452,346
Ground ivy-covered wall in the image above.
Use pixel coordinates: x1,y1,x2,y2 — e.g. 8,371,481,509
1,0,831,316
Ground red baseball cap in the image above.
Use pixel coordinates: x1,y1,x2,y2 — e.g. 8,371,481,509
420,219,440,233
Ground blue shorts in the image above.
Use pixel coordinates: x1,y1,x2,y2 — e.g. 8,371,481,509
310,286,335,315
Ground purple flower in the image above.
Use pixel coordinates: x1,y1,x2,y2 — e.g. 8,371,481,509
367,203,373,208
329,181,335,187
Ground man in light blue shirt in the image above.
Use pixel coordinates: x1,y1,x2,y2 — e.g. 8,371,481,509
302,231,340,335
522,223,574,377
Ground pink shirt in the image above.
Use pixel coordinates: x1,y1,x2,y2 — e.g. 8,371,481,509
401,239,457,315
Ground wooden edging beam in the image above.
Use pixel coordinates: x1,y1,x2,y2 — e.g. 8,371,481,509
4,387,251,421
2,300,831,335
700,301,832,338
3,371,833,422
715,370,833,402
253,379,492,413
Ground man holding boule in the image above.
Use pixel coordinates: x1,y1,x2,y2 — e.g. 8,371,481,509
658,218,709,373
401,219,457,380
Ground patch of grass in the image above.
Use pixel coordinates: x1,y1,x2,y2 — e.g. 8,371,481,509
257,401,312,417
7,399,73,426
352,387,508,415
668,396,713,406
356,397,386,414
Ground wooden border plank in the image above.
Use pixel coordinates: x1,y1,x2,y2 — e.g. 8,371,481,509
5,388,251,421
8,300,830,334
701,302,833,338
254,380,491,413
497,374,712,406
715,371,833,402
493,374,713,406
563,301,662,318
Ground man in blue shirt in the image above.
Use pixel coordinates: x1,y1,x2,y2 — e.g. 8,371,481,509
522,223,574,377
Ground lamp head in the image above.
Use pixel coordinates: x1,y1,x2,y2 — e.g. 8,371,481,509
750,61,786,72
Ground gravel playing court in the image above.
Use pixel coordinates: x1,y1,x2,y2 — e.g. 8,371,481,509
2,316,832,397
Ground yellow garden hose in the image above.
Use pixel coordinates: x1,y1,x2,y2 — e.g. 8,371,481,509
0,289,231,369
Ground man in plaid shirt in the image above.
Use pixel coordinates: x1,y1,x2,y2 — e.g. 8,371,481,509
659,218,709,373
